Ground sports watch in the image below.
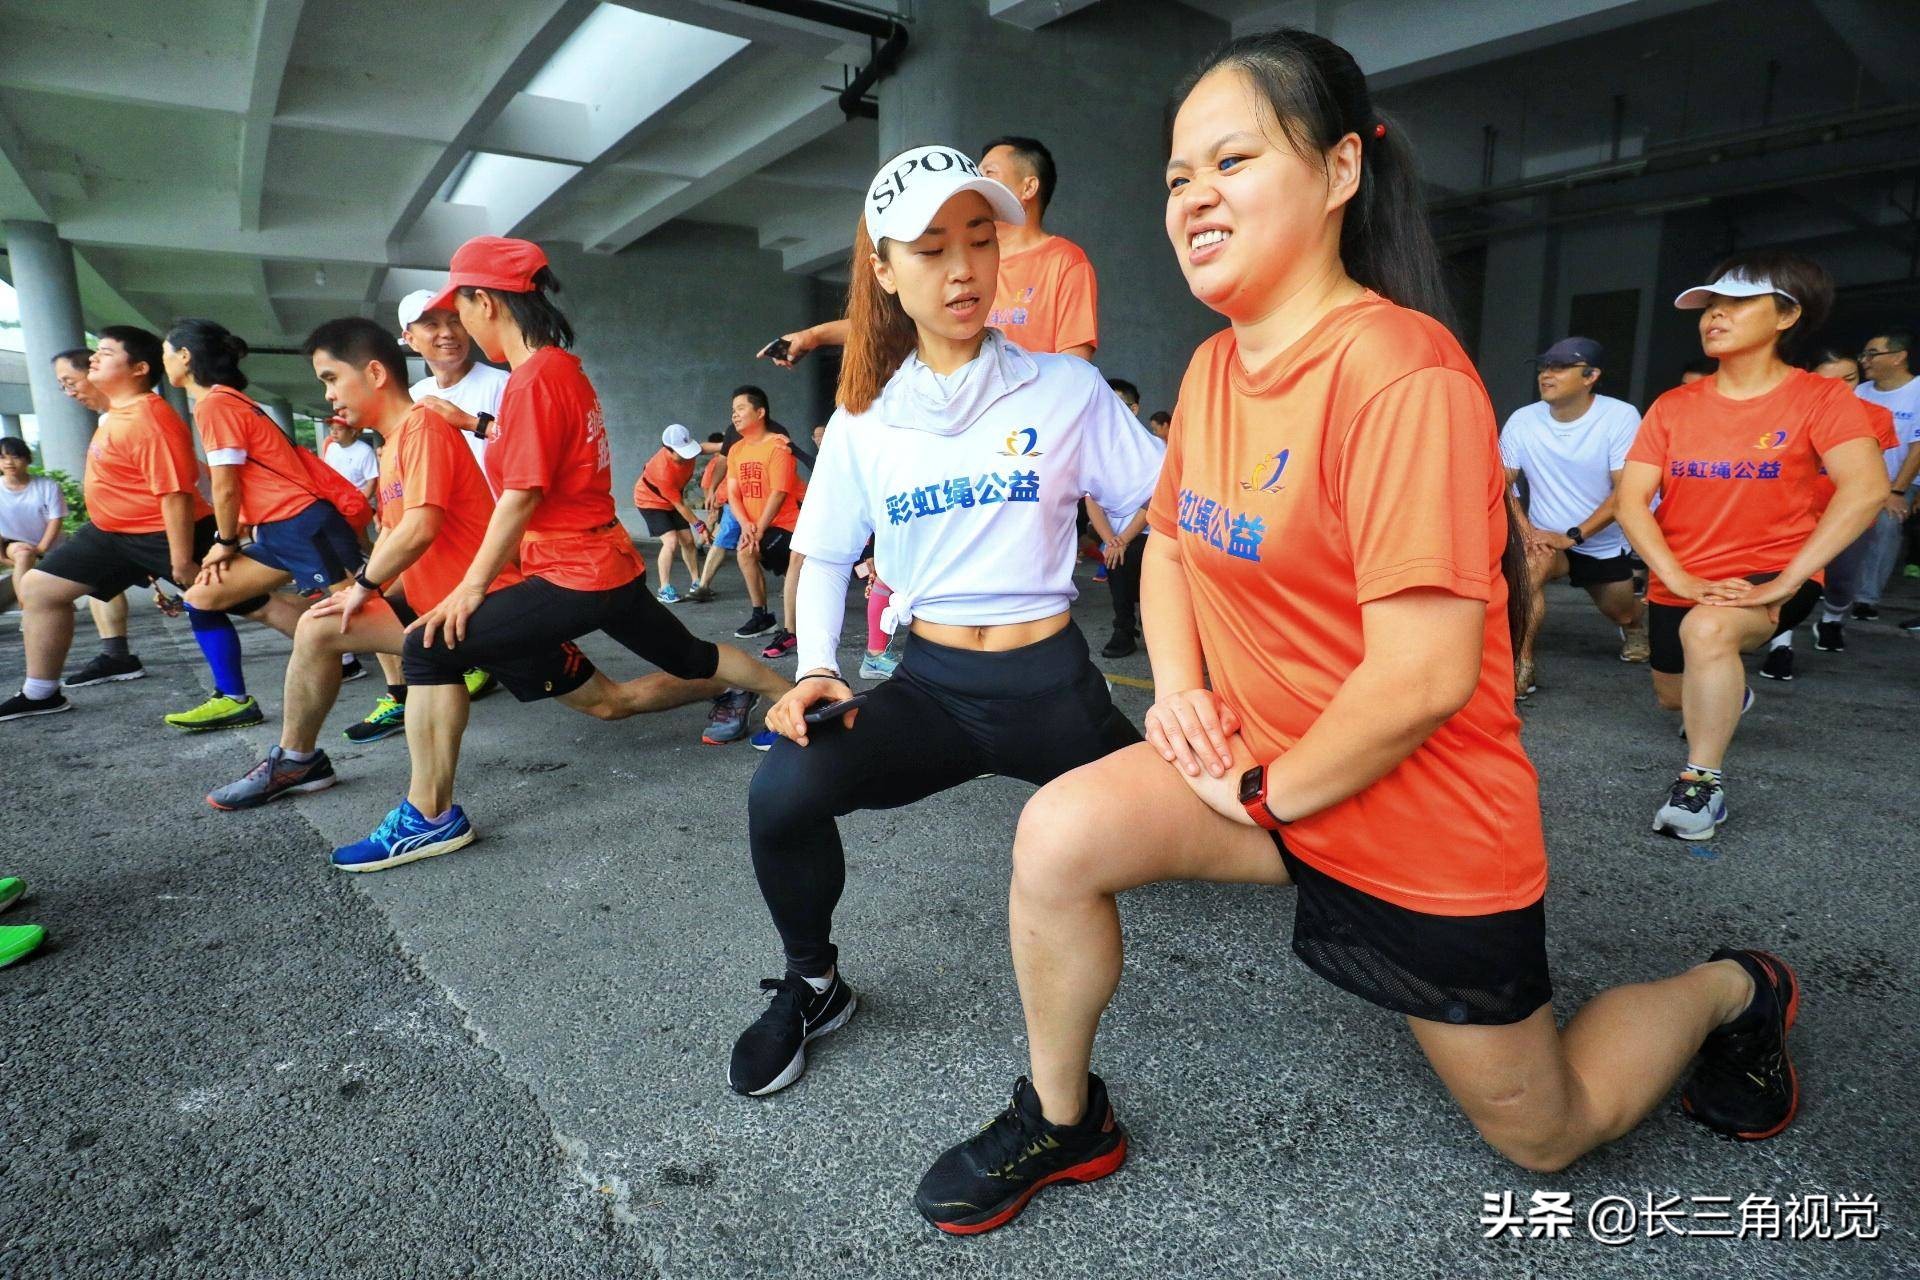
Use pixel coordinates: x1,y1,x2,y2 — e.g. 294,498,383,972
1564,526,1585,545
472,411,494,441
1238,763,1284,831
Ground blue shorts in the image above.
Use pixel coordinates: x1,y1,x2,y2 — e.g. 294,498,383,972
244,501,361,595
715,507,741,551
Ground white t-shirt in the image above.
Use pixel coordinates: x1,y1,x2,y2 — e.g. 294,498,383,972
1498,393,1642,559
411,363,509,475
322,437,380,491
792,332,1166,674
1855,378,1920,480
0,475,67,546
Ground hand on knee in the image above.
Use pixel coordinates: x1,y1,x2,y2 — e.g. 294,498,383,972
1678,610,1743,657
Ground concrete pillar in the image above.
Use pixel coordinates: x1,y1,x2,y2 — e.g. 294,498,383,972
1476,223,1560,419
0,413,21,440
2,221,95,480
260,394,295,440
161,379,191,422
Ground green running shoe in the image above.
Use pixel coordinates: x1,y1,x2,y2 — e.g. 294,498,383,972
0,924,44,968
164,692,264,733
463,669,499,700
0,877,23,913
344,694,406,743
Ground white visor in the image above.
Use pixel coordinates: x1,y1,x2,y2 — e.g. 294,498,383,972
397,288,438,330
864,145,1024,244
661,423,700,459
1674,270,1797,310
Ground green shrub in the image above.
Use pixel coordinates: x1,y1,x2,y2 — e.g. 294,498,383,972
30,467,86,532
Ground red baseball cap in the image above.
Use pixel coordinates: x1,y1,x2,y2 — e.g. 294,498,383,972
420,235,549,316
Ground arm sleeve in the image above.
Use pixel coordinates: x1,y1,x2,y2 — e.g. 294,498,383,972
790,412,873,563
1078,378,1165,530
1054,259,1099,353
1334,367,1500,605
794,555,855,677
1145,404,1186,538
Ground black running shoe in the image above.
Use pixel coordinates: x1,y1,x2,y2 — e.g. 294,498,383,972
1100,631,1137,658
1812,622,1845,652
915,1074,1127,1235
1852,603,1878,621
1898,614,1920,633
0,690,71,722
1759,647,1793,681
62,652,146,687
340,656,368,683
1681,949,1800,1141
728,971,856,1096
733,608,776,638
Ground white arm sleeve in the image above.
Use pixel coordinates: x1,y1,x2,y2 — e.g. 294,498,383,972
1078,378,1166,531
795,554,855,677
206,448,247,467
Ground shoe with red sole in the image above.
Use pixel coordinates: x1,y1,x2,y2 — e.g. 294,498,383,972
1681,948,1801,1141
916,1074,1126,1234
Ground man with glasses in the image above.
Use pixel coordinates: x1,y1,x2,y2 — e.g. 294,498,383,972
1853,329,1920,623
1500,337,1649,698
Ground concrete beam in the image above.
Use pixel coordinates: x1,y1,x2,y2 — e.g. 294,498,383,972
1809,0,1920,99
990,0,1107,29
238,0,308,234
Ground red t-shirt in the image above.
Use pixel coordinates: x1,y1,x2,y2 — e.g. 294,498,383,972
377,405,522,612
633,449,696,511
988,235,1099,355
1627,370,1880,605
85,394,213,534
194,385,319,526
484,346,643,591
1147,295,1546,916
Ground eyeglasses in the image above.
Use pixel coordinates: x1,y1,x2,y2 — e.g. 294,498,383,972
1535,363,1593,373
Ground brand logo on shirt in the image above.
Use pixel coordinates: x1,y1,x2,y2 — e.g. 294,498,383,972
381,478,404,506
1669,459,1782,480
1239,449,1290,493
1752,430,1789,450
1174,488,1266,562
885,471,1041,525
998,427,1044,457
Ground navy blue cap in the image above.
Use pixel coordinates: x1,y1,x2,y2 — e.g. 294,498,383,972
1534,337,1605,367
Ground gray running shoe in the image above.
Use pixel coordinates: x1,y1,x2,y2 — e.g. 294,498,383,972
701,689,760,745
207,746,338,811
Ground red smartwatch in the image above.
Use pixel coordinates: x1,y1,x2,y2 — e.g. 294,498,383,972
1238,763,1284,831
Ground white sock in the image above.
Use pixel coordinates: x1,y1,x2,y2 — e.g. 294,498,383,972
1684,762,1724,782
340,653,357,667
282,747,316,763
22,677,58,700
1768,631,1791,651
1820,607,1846,625
803,969,835,994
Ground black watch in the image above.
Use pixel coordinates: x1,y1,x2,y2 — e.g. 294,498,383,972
213,533,241,548
354,572,381,592
472,411,494,441
1564,526,1585,545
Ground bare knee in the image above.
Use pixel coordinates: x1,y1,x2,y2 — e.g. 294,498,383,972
20,569,73,610
1487,1129,1580,1174
1012,777,1109,902
1462,1084,1584,1173
1678,608,1745,656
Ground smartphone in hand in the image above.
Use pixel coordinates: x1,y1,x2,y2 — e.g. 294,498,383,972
802,693,868,726
757,336,792,363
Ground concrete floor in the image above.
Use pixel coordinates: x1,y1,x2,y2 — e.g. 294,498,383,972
2,567,1915,1278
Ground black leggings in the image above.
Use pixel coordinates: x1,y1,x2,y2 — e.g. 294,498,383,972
747,623,1138,976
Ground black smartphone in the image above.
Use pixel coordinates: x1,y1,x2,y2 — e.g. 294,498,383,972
757,336,792,362
803,693,868,725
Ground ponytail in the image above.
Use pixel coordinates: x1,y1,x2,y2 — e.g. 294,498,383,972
165,318,250,391
835,215,917,415
1501,491,1531,654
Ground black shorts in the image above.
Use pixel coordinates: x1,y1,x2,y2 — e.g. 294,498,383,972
751,527,794,576
1646,577,1823,675
639,508,689,537
1272,837,1552,1026
401,572,720,702
1564,549,1634,589
36,517,218,600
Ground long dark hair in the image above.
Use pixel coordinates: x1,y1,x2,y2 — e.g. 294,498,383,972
458,266,574,351
165,318,250,391
1172,30,1526,648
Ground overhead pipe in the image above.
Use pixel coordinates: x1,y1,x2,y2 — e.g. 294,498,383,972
736,0,908,119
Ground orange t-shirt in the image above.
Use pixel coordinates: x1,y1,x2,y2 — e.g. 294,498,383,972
484,346,643,591
1627,370,1880,606
377,405,522,612
700,454,726,505
193,385,319,526
1147,295,1546,916
633,449,696,511
988,235,1098,355
1812,401,1896,515
727,431,803,532
85,394,213,534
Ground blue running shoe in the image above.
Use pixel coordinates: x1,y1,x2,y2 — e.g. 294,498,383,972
858,650,899,681
751,729,780,751
331,800,475,873
658,584,681,604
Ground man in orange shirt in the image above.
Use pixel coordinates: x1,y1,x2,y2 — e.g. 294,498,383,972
632,423,711,603
726,386,805,657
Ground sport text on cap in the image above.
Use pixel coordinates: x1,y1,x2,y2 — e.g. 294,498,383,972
422,236,550,318
1673,269,1798,311
863,145,1025,244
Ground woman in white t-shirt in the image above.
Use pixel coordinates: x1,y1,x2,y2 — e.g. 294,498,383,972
727,146,1165,1101
0,438,67,605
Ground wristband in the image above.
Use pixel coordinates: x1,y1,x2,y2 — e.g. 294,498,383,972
472,411,494,441
1237,763,1286,831
213,533,240,548
1564,526,1585,545
354,572,380,592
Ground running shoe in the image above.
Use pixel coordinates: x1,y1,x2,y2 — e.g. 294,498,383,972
1514,658,1536,701
1813,622,1846,652
62,652,146,687
1678,685,1753,739
1618,621,1650,664
164,693,263,733
1900,614,1920,632
0,690,71,722
0,924,44,968
1101,630,1138,658
1653,772,1726,840
915,1074,1127,1235
858,650,899,681
331,800,475,873
1681,949,1801,1141
463,669,499,700
750,729,780,751
207,747,337,811
686,584,716,603
0,877,23,912
657,584,682,604
734,608,776,638
761,629,797,660
1759,647,1794,681
1092,562,1108,583
344,694,406,743
1907,564,1920,580
1851,603,1878,621
701,689,759,745
728,970,857,1096
341,656,368,683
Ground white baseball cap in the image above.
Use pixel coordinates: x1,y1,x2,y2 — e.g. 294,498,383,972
1674,269,1798,310
397,288,440,330
661,423,699,459
864,145,1023,244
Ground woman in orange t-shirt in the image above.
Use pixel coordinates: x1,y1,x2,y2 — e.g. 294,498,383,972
921,31,1812,1235
1616,252,1881,842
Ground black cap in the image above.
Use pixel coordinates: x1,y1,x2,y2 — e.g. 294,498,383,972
1534,337,1605,367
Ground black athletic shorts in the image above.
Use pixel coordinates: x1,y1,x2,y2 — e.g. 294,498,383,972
1272,836,1552,1026
1564,549,1634,589
37,517,218,599
752,527,794,575
1646,576,1822,675
640,507,689,537
401,571,720,702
